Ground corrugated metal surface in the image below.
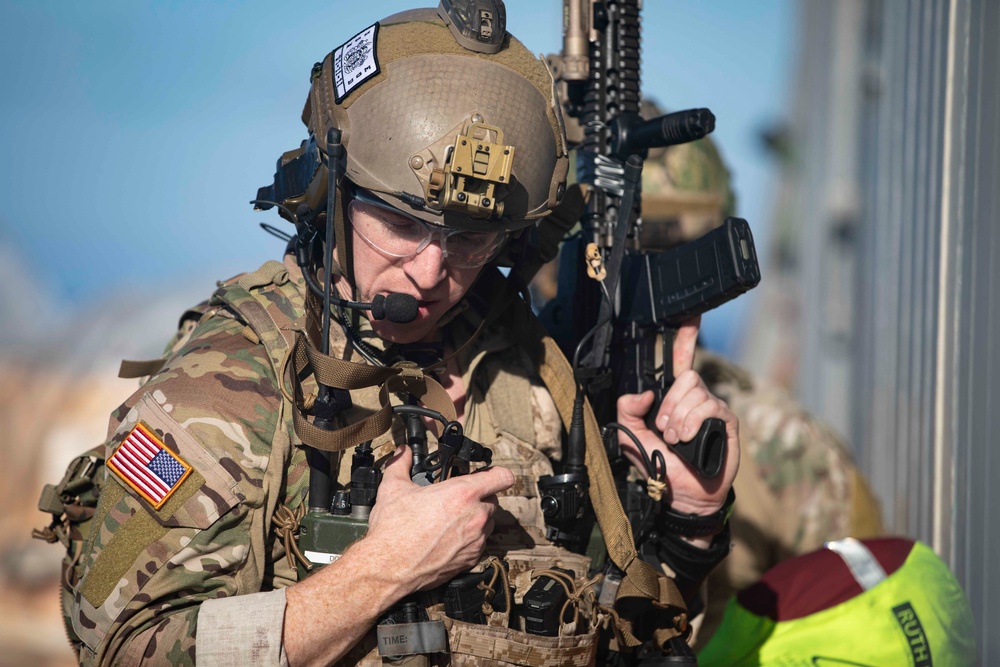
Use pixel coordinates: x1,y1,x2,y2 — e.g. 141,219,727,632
855,0,999,658
947,0,1000,660
854,0,949,546
783,0,998,659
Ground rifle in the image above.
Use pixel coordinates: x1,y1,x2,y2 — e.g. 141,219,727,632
540,0,761,482
533,4,761,663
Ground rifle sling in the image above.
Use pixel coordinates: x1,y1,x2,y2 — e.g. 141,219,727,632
497,276,688,648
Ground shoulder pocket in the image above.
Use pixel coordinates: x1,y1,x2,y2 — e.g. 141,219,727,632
105,393,242,528
73,394,244,651
34,447,105,657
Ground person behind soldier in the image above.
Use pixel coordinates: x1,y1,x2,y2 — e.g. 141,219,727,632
37,6,742,666
635,98,884,646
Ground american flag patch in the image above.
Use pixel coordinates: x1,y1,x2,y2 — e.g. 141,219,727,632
108,422,192,509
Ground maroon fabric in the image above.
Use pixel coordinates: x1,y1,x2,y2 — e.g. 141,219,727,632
736,537,915,621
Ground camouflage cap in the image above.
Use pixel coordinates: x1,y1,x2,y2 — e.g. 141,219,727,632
640,98,735,248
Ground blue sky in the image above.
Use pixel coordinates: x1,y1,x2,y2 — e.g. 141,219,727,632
0,0,792,354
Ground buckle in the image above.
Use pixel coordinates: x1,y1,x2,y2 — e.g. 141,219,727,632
40,455,101,515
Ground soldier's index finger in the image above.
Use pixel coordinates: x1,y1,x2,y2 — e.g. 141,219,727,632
672,315,702,377
461,466,515,498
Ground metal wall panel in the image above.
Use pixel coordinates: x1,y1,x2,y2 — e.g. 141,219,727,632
948,0,1000,659
792,1,865,444
854,0,949,546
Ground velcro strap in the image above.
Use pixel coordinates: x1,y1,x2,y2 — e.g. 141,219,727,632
384,366,458,425
291,332,393,452
118,358,167,379
291,387,394,452
376,620,448,657
299,332,398,389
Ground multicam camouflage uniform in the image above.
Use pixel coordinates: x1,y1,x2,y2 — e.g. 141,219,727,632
636,99,883,647
57,256,603,665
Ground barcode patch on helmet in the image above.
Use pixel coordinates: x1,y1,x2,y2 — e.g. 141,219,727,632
334,23,381,103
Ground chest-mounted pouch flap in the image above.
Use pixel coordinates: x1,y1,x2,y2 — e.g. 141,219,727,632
106,394,243,530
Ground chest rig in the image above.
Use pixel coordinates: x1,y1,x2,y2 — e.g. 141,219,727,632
173,257,690,664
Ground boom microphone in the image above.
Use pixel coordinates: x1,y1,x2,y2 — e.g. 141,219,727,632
334,293,419,323
370,293,419,323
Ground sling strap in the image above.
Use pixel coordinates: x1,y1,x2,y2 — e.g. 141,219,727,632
214,259,457,455
474,268,689,649
283,281,460,453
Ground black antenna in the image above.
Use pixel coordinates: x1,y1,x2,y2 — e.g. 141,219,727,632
306,127,347,513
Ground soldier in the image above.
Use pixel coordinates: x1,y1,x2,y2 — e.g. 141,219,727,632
36,7,741,665
635,99,884,646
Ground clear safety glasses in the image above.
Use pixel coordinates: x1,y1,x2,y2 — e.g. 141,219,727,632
347,189,508,270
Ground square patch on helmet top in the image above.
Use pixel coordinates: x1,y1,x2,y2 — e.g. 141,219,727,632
334,23,381,103
107,422,193,510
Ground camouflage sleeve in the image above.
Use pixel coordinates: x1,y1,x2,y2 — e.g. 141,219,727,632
734,392,882,557
687,353,887,646
72,313,288,665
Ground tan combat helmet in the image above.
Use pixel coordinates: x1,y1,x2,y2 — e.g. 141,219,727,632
298,3,569,234
639,98,736,250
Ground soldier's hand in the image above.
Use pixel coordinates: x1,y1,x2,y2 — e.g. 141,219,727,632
616,315,740,521
365,445,513,595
